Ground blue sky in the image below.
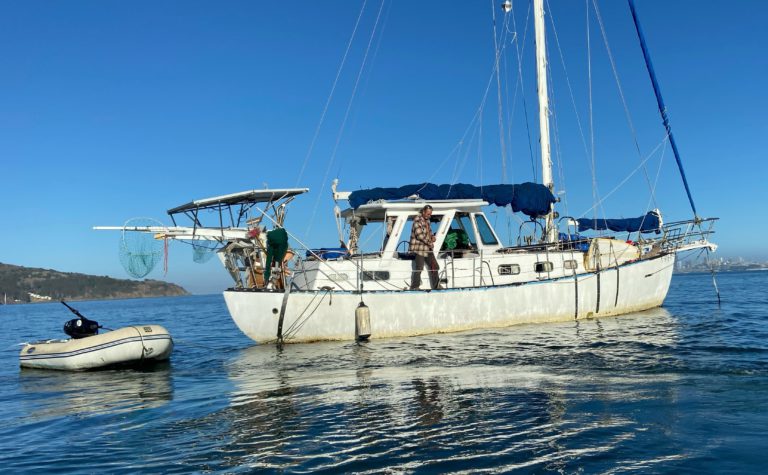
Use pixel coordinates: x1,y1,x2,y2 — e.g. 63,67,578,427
1,1,766,294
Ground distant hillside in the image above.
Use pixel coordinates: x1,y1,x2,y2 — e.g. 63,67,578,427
0,262,188,303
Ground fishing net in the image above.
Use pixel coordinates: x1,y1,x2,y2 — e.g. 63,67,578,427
119,218,164,278
192,241,219,264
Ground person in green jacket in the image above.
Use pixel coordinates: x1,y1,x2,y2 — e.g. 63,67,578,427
264,227,289,285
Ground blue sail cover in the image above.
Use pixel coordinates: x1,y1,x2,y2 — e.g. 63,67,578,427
576,211,661,234
348,182,556,218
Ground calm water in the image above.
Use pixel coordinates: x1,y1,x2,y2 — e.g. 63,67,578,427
1,272,767,473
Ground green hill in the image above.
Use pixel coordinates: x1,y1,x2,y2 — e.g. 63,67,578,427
0,262,189,303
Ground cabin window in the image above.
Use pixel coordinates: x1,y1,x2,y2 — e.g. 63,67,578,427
430,217,442,234
457,214,478,246
474,215,499,245
328,273,349,282
442,217,474,253
362,271,390,281
399,214,444,253
535,261,553,273
564,259,578,270
349,218,388,254
498,264,521,275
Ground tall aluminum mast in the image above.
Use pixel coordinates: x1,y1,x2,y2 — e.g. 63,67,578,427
533,0,557,242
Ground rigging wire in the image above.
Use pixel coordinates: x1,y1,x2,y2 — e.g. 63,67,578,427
578,132,669,218
630,133,668,243
429,62,500,186
627,133,668,243
591,0,658,210
508,1,538,181
347,0,394,130
586,0,601,224
449,141,465,185
501,26,517,186
295,0,370,186
546,0,592,176
478,104,485,187
500,2,535,242
450,118,484,186
305,0,388,237
500,41,521,243
491,0,509,183
548,63,570,218
430,2,538,203
324,0,388,182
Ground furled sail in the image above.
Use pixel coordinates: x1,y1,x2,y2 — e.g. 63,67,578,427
576,210,662,234
348,182,556,218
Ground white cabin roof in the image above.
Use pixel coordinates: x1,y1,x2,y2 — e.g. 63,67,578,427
341,199,488,220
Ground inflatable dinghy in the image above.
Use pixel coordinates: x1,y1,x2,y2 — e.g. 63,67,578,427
19,301,173,371
20,324,173,370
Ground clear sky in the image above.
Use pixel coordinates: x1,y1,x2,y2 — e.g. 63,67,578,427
1,1,766,294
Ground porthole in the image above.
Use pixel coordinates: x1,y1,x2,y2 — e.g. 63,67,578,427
362,271,390,281
535,261,553,273
498,264,521,275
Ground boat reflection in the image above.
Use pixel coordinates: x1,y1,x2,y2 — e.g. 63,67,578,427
18,363,173,419
214,308,683,471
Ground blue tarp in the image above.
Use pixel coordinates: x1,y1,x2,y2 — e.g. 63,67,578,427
348,182,556,218
306,247,347,259
576,211,661,234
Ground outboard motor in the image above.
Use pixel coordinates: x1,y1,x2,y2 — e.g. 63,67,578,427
61,300,101,339
63,317,100,339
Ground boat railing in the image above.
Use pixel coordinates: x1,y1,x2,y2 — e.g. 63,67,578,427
516,220,546,247
653,217,718,253
479,256,495,286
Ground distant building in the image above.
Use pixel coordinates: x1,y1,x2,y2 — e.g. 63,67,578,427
28,292,52,302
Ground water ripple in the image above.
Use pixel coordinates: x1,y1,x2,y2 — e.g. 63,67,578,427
0,275,767,472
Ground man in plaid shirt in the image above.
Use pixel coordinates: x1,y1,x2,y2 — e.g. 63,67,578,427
409,205,441,290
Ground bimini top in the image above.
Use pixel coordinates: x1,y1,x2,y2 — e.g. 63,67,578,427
167,188,309,215
348,182,556,218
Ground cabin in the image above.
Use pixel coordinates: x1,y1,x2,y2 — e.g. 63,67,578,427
290,199,603,292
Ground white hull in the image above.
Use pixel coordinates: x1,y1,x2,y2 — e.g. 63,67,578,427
224,254,675,343
20,325,173,371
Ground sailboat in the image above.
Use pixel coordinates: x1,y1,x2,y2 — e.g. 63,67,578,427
96,1,717,344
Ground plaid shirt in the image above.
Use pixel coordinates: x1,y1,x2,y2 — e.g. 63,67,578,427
409,213,434,256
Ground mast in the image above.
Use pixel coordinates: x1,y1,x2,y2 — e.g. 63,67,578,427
533,0,557,242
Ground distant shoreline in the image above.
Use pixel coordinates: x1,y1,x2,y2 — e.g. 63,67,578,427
674,268,768,276
0,293,199,306
0,262,188,304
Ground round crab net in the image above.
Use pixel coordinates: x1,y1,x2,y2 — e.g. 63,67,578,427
192,241,219,264
119,217,164,278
